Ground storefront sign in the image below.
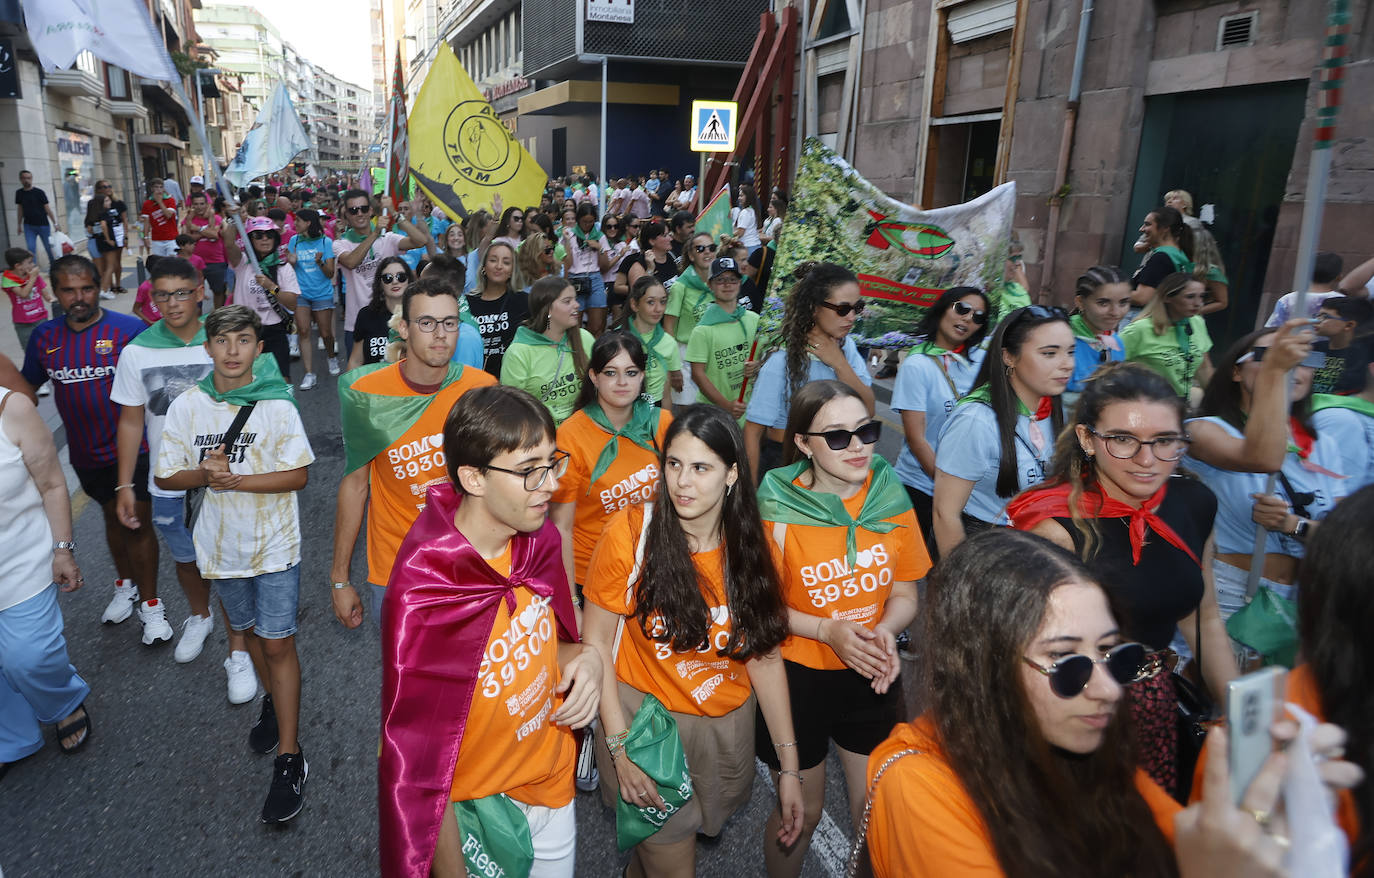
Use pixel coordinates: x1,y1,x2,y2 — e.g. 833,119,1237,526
484,76,529,102
587,0,633,24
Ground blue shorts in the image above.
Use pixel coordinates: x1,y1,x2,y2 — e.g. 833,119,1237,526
297,293,335,312
570,272,607,310
150,494,197,564
215,564,301,639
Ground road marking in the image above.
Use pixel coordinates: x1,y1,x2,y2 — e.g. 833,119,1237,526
754,759,849,877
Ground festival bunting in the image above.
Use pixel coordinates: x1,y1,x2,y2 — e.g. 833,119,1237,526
766,137,1015,350
695,184,732,244
409,42,547,221
386,46,410,207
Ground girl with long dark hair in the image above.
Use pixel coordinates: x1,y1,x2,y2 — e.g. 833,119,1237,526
219,208,299,378
931,306,1073,555
1065,266,1130,408
892,285,990,538
755,380,926,876
624,220,677,291
1007,363,1235,796
466,240,527,375
1122,272,1215,398
599,213,631,324
616,275,682,407
1130,205,1195,311
731,184,762,257
501,276,593,425
491,205,525,249
582,405,802,878
744,261,876,483
346,255,412,370
551,333,672,590
286,208,337,390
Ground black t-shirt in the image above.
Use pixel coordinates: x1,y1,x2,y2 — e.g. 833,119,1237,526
354,305,393,365
669,237,685,261
1054,476,1216,650
749,246,775,301
739,276,763,313
1131,251,1180,290
622,250,678,287
1312,337,1374,395
467,289,529,375
15,187,49,225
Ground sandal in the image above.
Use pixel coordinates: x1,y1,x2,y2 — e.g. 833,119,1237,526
56,703,92,754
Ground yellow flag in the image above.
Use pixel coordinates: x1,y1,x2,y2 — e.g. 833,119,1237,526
409,42,547,222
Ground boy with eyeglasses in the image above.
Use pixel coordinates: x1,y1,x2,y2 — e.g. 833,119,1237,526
333,190,430,362
685,257,760,422
112,257,258,696
330,278,496,632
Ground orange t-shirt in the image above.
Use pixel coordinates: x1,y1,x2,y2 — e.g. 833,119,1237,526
865,717,1179,877
766,474,931,670
551,408,672,584
449,545,576,807
354,363,497,586
584,505,754,717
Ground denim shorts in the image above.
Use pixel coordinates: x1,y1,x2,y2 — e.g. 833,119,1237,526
297,293,336,312
570,272,607,310
215,564,301,639
150,494,197,564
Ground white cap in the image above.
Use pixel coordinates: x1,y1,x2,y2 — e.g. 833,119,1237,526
190,175,204,184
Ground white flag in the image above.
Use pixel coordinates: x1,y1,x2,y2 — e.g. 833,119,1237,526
223,85,312,188
25,0,178,81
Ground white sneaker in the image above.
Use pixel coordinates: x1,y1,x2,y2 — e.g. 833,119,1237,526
37,383,51,397
174,613,214,663
101,579,138,624
99,290,116,300
316,336,325,350
326,356,341,376
224,650,257,704
289,334,300,358
138,599,174,645
298,372,317,391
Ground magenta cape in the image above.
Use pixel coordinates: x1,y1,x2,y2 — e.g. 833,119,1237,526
378,482,579,877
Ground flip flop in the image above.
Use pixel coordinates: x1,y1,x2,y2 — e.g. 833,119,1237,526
56,703,92,755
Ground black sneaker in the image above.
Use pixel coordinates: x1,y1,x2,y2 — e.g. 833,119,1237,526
248,694,278,754
260,749,308,824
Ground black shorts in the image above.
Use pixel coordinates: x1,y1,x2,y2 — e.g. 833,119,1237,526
75,453,151,506
755,659,900,771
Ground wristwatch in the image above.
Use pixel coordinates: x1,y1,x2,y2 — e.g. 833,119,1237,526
1291,518,1311,540
331,581,350,590
53,540,76,552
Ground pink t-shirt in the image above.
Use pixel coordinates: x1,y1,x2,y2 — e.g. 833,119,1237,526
332,231,405,332
227,253,299,327
3,272,48,324
561,227,601,275
134,280,161,324
187,214,226,263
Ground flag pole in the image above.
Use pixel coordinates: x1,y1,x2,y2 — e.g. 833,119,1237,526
1242,0,1349,602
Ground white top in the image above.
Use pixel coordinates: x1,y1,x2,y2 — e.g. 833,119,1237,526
110,340,214,498
155,388,315,579
734,206,761,248
0,390,53,611
228,253,300,328
333,231,407,332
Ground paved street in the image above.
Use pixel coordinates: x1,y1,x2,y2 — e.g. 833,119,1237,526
0,289,918,878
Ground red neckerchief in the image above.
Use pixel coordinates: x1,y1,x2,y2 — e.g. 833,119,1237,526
1006,482,1200,566
1034,396,1053,421
1289,416,1314,460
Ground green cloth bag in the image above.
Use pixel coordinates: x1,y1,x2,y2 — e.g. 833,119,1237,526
614,693,694,851
1226,586,1299,668
452,793,534,878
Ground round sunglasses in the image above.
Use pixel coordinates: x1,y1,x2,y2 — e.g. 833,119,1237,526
1022,642,1150,698
952,300,988,325
379,272,408,284
818,300,866,318
801,421,881,450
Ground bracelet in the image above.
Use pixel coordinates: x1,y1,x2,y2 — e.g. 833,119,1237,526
113,483,135,492
774,741,797,750
606,729,630,751
331,581,350,590
815,616,826,643
778,769,804,784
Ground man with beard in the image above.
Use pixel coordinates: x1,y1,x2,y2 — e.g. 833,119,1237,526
19,255,159,635
333,190,429,362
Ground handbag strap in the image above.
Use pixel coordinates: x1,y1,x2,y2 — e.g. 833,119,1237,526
221,401,257,453
845,747,924,878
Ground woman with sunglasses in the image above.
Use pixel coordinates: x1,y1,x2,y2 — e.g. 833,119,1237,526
501,276,594,426
664,232,718,403
743,262,875,481
346,256,412,371
466,241,527,375
561,203,608,337
861,528,1318,878
1122,272,1215,399
582,405,802,878
516,231,559,291
617,276,682,408
599,214,631,324
1065,266,1131,408
892,286,990,540
755,380,926,877
931,306,1073,556
219,208,299,378
491,206,525,250
551,333,672,595
1182,320,1345,653
1007,363,1234,796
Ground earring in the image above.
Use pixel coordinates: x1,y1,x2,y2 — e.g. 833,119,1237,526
727,482,735,496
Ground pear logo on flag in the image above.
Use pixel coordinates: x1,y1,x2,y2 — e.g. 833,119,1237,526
442,103,519,186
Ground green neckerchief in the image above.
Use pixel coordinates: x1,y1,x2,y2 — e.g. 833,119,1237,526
697,302,746,327
958,384,1029,416
675,265,711,315
911,340,967,361
1151,245,1193,274
756,456,910,567
573,223,604,246
512,324,576,350
582,398,661,484
1173,320,1192,356
1069,313,1101,341
339,361,467,473
341,224,373,244
633,321,669,375
131,318,206,349
196,353,296,408
1311,393,1374,419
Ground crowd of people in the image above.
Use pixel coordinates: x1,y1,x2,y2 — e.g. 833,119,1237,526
1,172,1373,878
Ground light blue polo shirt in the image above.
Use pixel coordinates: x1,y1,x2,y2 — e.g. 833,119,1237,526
1312,406,1374,493
743,337,871,430
934,400,1052,524
891,347,984,495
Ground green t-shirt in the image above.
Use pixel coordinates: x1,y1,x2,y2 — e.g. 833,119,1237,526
631,323,682,403
499,327,596,425
685,307,759,418
1121,314,1212,397
665,268,713,344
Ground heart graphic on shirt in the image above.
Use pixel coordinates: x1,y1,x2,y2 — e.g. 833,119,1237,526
517,602,541,632
428,432,444,451
854,549,875,569
708,605,730,626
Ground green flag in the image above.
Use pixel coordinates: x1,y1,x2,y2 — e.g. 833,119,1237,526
338,361,466,473
695,184,732,244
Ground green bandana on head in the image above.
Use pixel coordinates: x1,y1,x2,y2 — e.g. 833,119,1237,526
339,361,467,473
697,302,747,327
131,318,206,349
757,456,910,568
197,352,297,408
582,398,661,485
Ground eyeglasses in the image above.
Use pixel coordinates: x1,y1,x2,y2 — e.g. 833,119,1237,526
152,289,198,303
693,244,718,254
409,316,460,333
485,451,571,491
604,224,619,231
952,301,988,325
817,300,867,318
511,214,524,221
379,272,408,284
1086,427,1191,461
346,205,371,215
801,421,881,450
1023,642,1151,698
248,231,274,240
1237,346,1327,370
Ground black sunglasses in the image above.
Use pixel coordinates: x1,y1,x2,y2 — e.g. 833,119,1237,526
1022,642,1150,698
693,244,718,254
346,205,371,215
543,246,555,255
801,421,881,450
248,231,274,240
379,272,408,284
818,300,867,318
952,300,988,324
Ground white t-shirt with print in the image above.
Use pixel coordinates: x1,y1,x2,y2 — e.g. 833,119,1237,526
110,341,214,498
228,254,299,328
155,387,315,579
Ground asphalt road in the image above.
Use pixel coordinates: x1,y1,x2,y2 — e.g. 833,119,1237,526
0,333,916,878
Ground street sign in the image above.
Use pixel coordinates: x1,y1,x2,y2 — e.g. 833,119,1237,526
587,0,633,24
690,100,736,152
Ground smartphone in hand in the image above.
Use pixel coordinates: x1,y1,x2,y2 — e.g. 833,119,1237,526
1226,666,1287,805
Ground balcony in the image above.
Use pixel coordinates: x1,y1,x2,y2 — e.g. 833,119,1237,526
104,98,148,118
136,132,189,151
45,68,104,97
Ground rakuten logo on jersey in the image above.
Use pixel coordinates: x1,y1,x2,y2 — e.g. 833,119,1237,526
48,364,115,383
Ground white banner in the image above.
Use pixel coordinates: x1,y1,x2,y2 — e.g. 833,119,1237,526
224,84,312,188
25,0,177,81
587,0,633,24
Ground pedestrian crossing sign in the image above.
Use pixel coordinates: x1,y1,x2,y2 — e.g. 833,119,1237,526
690,100,737,152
